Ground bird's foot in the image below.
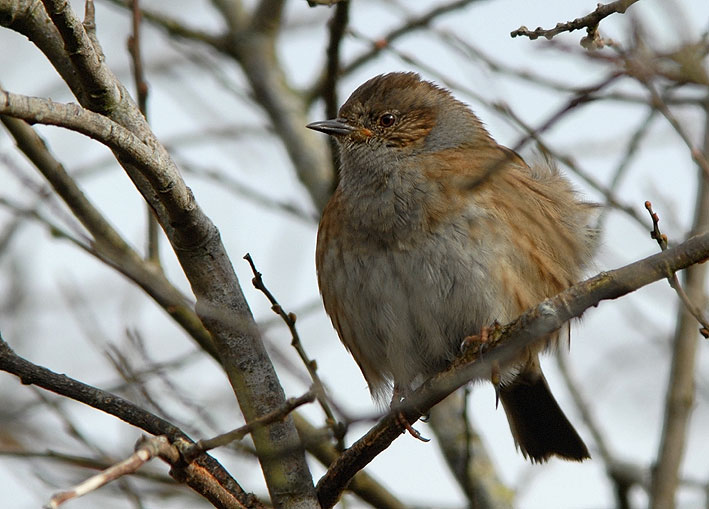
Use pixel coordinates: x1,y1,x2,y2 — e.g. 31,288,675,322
396,411,430,442
461,325,492,356
390,384,430,442
461,321,502,357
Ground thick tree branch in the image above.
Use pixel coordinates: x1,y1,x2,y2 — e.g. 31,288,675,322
309,0,483,102
40,0,121,111
316,231,709,508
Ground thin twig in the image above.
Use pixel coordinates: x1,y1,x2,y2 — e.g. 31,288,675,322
127,0,149,116
0,448,174,484
243,253,347,448
645,201,709,337
46,435,174,509
649,94,709,508
183,389,316,462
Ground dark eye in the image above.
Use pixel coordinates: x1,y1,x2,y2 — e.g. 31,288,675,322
379,113,396,128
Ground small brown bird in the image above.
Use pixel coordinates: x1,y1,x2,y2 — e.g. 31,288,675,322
308,72,596,462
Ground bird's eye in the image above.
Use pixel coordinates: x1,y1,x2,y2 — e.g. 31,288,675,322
378,113,396,128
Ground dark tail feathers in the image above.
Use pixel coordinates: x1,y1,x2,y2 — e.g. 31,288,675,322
499,370,590,463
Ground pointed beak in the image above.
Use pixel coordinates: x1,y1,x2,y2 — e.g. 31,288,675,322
306,118,357,137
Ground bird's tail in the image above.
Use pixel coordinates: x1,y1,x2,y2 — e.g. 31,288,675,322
498,367,590,463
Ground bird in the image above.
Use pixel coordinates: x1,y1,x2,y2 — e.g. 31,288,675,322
307,72,596,462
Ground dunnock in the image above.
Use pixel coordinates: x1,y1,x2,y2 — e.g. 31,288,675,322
308,72,596,462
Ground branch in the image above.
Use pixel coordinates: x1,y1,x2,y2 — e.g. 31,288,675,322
309,0,483,102
322,0,349,120
127,0,161,266
511,0,641,48
46,436,175,509
0,71,318,503
645,202,709,335
184,389,316,462
40,0,121,110
244,254,345,446
0,90,179,198
0,334,263,509
316,231,709,508
292,414,407,509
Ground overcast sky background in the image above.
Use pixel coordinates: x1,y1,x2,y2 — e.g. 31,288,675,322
1,0,709,508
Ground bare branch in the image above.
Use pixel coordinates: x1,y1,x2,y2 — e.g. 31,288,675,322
126,0,161,266
645,201,709,335
244,254,346,447
293,414,407,509
40,0,122,110
46,435,173,509
511,0,641,48
184,389,316,462
322,1,349,120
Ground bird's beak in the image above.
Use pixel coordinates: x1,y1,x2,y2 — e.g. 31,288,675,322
306,118,357,137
